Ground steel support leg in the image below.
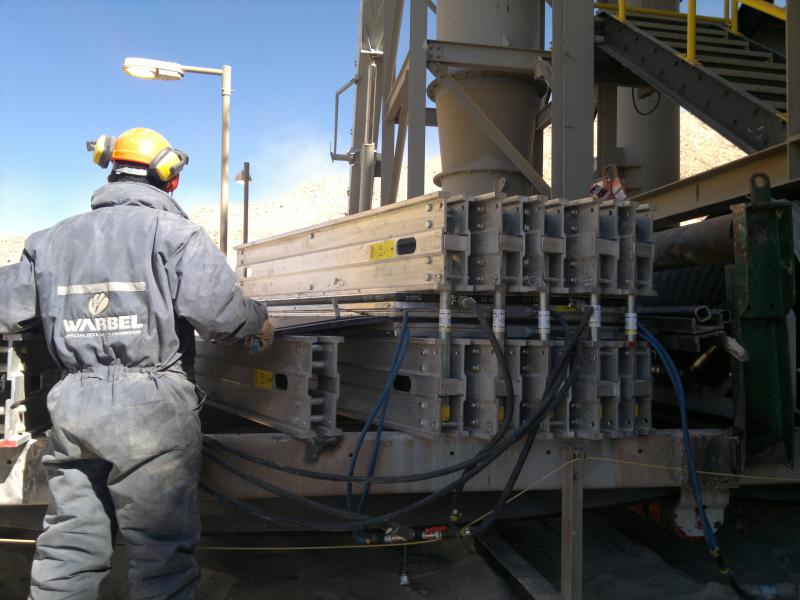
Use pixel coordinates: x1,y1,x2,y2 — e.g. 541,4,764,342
560,448,584,600
407,0,427,199
551,0,595,199
787,0,800,179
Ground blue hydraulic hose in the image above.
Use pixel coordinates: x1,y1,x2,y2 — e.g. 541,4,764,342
356,322,409,513
346,311,410,513
637,323,719,551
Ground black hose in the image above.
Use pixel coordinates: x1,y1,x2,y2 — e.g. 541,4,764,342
203,447,363,523
203,306,591,486
451,297,518,517
470,335,584,535
202,351,578,532
631,87,662,117
200,308,593,532
461,297,515,443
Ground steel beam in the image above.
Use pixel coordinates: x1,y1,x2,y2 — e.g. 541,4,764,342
560,448,584,600
194,430,740,501
596,84,618,178
426,40,549,73
788,0,800,178
380,0,404,206
348,0,388,215
0,428,772,506
407,0,427,199
596,12,786,154
633,136,799,227
551,0,595,199
476,529,561,600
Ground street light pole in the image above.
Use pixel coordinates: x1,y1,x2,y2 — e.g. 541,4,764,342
122,58,233,256
243,162,250,244
236,162,251,244
220,65,232,256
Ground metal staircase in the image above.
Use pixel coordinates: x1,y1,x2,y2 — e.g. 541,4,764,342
596,10,787,152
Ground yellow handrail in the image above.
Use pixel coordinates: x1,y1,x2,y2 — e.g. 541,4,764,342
594,2,728,24
597,0,787,67
687,0,697,62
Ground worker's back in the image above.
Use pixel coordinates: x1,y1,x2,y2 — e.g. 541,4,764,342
18,180,261,375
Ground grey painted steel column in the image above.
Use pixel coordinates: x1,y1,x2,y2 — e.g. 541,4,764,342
616,0,680,195
596,83,618,177
380,0,404,206
407,0,427,199
560,448,585,600
552,0,595,199
788,0,800,179
348,0,386,215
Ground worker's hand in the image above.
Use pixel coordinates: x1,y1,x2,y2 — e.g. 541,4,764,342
247,320,275,354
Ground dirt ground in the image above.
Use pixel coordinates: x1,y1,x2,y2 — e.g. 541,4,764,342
1,495,798,599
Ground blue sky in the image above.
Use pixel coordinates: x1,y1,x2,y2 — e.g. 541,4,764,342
0,0,733,236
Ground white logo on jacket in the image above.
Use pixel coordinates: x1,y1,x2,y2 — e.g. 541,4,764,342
62,293,144,339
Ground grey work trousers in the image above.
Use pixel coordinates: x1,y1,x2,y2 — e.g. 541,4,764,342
29,367,202,600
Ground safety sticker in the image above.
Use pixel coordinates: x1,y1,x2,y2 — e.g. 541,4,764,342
253,369,274,389
369,240,397,261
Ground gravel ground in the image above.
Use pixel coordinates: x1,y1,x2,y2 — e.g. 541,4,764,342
1,497,798,599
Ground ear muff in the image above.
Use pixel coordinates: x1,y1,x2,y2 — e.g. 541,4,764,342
149,147,189,182
92,135,116,169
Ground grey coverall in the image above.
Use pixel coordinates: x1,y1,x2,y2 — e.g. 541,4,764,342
0,181,266,599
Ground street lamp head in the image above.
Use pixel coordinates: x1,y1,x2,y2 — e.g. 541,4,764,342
122,57,184,81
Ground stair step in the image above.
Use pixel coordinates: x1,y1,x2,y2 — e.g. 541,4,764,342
647,30,750,48
712,67,786,83
628,19,728,37
766,101,787,113
666,41,773,59
738,81,787,98
696,54,786,71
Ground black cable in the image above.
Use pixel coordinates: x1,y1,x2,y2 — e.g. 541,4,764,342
203,306,591,486
202,348,579,533
461,298,516,443
450,297,518,518
631,88,662,117
203,447,363,523
199,308,592,533
470,334,585,535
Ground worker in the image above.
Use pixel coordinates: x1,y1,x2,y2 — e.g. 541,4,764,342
0,127,273,599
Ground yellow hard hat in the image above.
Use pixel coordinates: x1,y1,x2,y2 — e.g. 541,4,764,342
112,127,172,165
90,127,188,183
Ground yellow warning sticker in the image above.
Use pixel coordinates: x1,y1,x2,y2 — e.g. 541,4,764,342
441,405,451,422
253,369,273,389
369,240,396,261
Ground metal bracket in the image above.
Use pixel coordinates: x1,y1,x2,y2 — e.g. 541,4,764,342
330,75,358,162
